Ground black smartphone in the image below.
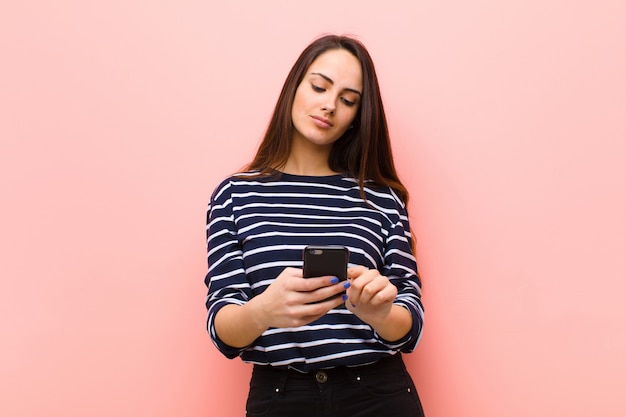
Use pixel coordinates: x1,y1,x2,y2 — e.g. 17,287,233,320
302,245,349,281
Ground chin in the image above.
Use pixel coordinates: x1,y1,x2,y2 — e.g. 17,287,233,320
308,138,339,148
306,132,342,145
293,127,342,147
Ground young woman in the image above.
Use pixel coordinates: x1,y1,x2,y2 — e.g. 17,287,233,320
205,34,425,417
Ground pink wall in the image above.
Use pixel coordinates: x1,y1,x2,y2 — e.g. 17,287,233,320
1,1,624,416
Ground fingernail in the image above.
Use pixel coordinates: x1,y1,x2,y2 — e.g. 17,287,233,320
351,303,356,308
342,294,349,301
330,277,339,284
343,282,351,289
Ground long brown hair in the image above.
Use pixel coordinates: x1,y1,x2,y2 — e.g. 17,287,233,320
246,34,409,207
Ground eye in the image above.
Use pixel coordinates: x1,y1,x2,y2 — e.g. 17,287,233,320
341,97,356,107
311,84,325,92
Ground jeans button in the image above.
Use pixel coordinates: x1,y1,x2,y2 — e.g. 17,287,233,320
315,371,328,384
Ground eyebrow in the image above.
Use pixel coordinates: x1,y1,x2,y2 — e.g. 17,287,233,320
310,72,362,96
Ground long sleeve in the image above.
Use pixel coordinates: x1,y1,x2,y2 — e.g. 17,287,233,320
378,194,424,352
204,179,253,358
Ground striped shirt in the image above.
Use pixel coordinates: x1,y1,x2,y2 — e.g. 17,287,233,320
204,171,424,372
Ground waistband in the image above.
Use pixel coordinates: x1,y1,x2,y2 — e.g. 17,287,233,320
252,353,405,382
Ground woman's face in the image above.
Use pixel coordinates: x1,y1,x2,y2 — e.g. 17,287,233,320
291,49,363,149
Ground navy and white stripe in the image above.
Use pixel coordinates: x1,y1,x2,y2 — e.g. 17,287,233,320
204,171,424,372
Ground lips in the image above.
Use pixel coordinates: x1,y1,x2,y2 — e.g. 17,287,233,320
311,115,334,128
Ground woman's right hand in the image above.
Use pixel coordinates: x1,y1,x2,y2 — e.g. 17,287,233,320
214,267,348,348
249,267,348,329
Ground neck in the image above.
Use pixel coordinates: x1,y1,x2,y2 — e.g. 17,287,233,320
281,158,338,176
282,136,337,176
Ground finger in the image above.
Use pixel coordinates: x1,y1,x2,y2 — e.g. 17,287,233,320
298,295,344,323
347,269,378,296
325,293,349,309
355,280,383,304
295,275,338,292
299,292,346,315
348,274,391,305
305,280,351,304
321,277,347,299
347,266,368,280
367,283,397,306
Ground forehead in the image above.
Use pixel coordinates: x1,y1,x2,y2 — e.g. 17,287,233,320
307,49,363,89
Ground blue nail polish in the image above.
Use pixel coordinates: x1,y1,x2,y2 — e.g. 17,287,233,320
330,277,339,284
343,282,351,289
342,294,348,301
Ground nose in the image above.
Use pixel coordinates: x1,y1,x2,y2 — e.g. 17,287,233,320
321,101,335,115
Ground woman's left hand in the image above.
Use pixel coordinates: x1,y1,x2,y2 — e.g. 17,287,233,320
345,266,397,326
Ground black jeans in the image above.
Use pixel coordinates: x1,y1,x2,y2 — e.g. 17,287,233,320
246,354,425,417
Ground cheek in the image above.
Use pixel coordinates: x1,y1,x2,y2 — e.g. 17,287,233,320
291,95,303,120
291,92,309,119
292,83,310,107
339,109,358,127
